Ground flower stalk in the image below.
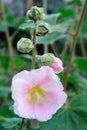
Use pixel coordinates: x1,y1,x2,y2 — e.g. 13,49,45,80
63,0,87,90
32,20,37,69
0,0,14,72
20,118,25,130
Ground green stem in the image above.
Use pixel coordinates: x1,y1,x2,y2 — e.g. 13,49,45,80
20,118,25,130
63,0,87,90
43,0,48,54
43,0,47,14
11,29,19,41
32,21,37,69
0,0,14,72
51,43,58,57
79,28,87,57
61,35,72,60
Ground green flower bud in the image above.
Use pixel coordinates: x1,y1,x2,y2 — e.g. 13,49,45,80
26,6,44,21
41,53,55,65
37,23,50,36
17,38,33,53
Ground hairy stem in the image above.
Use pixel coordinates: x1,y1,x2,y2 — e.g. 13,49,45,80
0,0,14,72
32,21,37,69
63,0,87,90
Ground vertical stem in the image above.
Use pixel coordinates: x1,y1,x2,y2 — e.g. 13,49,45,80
32,21,37,69
43,0,48,54
20,118,25,130
79,28,87,57
0,0,14,72
63,0,87,90
43,0,47,14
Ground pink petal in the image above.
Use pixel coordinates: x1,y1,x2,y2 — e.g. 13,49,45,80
44,78,64,91
35,99,59,121
46,91,67,107
14,98,35,119
11,79,30,100
50,57,64,73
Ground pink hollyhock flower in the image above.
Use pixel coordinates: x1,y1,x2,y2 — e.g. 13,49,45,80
50,56,64,73
11,66,67,121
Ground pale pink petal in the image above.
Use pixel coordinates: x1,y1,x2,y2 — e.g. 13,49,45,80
13,70,30,81
44,78,63,91
46,91,67,107
35,99,59,121
27,66,58,86
50,56,64,73
14,98,35,119
11,79,30,100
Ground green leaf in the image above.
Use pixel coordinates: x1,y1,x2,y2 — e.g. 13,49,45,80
0,20,8,32
39,93,87,130
2,117,21,129
19,20,34,30
0,87,11,97
0,55,10,70
73,57,87,72
14,56,26,70
44,13,61,25
68,0,82,6
51,21,71,33
37,32,66,44
6,13,26,28
58,8,74,21
0,75,8,86
69,72,87,91
0,105,14,118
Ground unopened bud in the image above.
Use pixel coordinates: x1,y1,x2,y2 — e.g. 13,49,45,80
41,53,55,65
17,38,33,53
37,23,50,36
41,53,64,73
26,6,44,21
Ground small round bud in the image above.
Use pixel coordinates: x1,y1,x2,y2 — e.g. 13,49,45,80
41,53,55,65
26,6,44,21
17,38,33,53
36,23,50,36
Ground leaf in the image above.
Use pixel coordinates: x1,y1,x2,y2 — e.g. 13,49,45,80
44,13,61,25
0,105,14,118
73,57,87,72
6,13,26,28
37,32,66,44
0,20,8,32
68,72,87,91
39,93,87,130
58,8,74,20
51,21,71,33
68,0,82,6
2,117,21,129
19,20,34,30
14,56,26,69
0,87,11,97
0,75,8,86
0,55,10,70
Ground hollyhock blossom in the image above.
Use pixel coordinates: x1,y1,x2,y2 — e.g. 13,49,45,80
50,55,64,73
11,66,67,121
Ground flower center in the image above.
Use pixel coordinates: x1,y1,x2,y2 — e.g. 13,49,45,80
27,85,46,103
